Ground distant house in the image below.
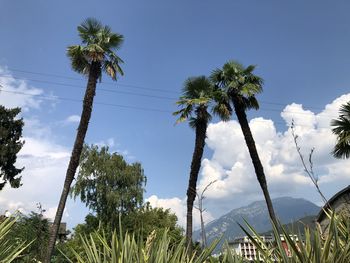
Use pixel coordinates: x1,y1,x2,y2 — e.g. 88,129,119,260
228,235,273,261
48,222,69,242
228,234,300,261
316,185,350,231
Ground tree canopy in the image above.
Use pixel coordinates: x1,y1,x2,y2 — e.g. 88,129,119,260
71,144,146,229
0,106,24,190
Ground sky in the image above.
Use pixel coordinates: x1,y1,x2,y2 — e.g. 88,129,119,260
1,0,350,229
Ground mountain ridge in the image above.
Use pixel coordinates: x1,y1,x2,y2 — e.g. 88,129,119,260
194,196,320,248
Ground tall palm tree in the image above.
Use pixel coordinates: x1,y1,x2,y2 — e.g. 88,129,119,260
211,61,278,227
331,102,350,159
44,18,124,263
173,76,229,253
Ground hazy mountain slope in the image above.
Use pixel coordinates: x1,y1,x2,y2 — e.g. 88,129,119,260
194,197,320,247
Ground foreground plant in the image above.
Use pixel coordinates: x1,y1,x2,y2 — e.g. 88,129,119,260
62,229,218,263
0,217,30,262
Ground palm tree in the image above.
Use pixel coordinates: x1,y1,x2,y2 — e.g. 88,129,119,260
173,76,229,253
44,18,124,262
331,102,350,159
211,61,278,227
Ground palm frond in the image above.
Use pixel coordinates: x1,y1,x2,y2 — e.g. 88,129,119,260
68,18,124,80
67,45,90,74
173,76,212,126
331,101,350,159
211,60,263,112
211,88,232,121
78,18,103,44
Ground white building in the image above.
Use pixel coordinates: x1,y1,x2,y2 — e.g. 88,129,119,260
228,235,273,261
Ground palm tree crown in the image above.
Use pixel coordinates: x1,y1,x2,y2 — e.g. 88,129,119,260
331,102,350,159
174,76,231,127
67,18,124,80
211,60,262,111
174,76,213,128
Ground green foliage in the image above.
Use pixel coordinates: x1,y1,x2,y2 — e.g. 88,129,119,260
173,76,213,128
71,144,147,230
62,229,219,263
0,106,24,190
9,212,49,263
0,216,30,262
210,60,263,111
122,202,183,241
331,101,350,159
173,75,232,128
6,211,49,262
67,17,124,79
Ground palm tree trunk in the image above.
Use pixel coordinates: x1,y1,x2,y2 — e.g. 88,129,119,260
233,100,278,227
186,116,207,255
44,62,100,263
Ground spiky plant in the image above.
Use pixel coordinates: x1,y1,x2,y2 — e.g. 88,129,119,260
0,216,30,262
61,229,219,263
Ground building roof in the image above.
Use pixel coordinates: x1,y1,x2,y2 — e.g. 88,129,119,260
316,185,350,222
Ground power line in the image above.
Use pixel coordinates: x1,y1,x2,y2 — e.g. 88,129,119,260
0,88,336,129
0,74,177,100
0,88,340,120
0,89,172,113
0,69,336,112
4,68,179,94
1,73,338,116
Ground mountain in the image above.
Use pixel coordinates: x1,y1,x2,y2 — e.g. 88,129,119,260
194,197,320,249
261,215,317,236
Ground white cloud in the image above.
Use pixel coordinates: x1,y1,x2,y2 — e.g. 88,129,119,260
0,67,44,110
151,93,350,223
95,137,116,148
0,132,71,216
65,115,81,124
44,206,69,221
0,66,71,219
146,195,214,229
197,93,350,214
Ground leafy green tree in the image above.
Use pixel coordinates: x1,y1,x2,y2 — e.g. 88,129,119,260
71,144,146,230
211,61,278,226
7,210,50,262
0,105,24,190
331,102,350,159
123,202,183,241
173,76,230,252
46,18,124,262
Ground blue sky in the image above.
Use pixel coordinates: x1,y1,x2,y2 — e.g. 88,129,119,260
1,0,350,229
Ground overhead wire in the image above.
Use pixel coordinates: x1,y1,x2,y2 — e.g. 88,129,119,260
0,87,338,130
0,68,341,129
4,68,179,94
0,89,172,113
0,68,332,111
